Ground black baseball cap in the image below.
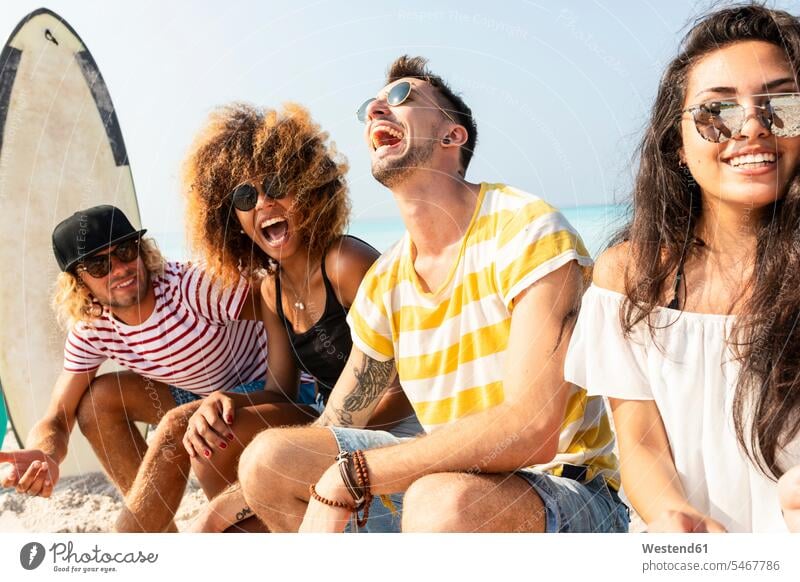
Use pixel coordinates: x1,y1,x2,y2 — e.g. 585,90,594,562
52,205,147,272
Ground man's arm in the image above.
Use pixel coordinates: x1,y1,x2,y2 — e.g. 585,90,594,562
314,347,396,428
0,369,95,496
361,261,581,491
313,261,583,498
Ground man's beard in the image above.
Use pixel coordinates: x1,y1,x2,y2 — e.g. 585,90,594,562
371,136,435,188
101,269,150,309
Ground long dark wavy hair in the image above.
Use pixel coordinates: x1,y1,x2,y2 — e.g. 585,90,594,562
614,4,800,479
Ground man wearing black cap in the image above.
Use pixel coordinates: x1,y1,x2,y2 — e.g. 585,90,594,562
0,205,280,531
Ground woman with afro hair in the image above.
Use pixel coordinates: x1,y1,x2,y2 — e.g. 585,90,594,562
181,102,416,531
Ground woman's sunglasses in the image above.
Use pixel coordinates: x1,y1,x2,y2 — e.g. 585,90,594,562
76,239,140,279
231,175,285,212
682,92,800,143
356,80,457,124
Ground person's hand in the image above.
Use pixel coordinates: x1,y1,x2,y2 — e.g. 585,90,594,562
182,392,236,460
299,464,353,533
0,450,60,498
647,510,726,533
778,465,800,532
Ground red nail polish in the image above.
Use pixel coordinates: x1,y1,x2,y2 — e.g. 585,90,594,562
226,416,233,424
204,450,211,458
227,433,235,441
219,442,227,449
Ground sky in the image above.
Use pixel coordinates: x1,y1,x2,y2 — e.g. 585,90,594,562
1,0,798,240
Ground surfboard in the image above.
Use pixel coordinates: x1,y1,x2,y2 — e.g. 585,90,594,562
0,9,142,476
0,388,7,448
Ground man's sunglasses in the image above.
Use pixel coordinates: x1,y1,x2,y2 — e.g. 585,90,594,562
356,80,457,124
230,175,285,212
682,93,800,143
75,239,140,278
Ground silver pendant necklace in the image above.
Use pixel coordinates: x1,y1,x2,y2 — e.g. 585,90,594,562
281,268,311,314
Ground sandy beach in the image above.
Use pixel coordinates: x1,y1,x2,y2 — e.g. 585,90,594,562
0,425,207,533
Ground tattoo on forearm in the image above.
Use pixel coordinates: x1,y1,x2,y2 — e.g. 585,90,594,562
344,357,394,412
316,357,394,428
316,405,353,427
328,407,354,426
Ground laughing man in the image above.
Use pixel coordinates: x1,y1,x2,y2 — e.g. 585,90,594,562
237,56,628,533
0,205,309,531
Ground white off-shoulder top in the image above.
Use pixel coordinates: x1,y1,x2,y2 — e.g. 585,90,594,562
565,284,799,532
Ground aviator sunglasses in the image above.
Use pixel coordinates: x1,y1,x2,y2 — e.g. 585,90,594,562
76,238,140,278
682,92,800,143
230,175,285,212
356,80,457,124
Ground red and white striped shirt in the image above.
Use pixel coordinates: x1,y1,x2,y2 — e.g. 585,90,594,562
63,262,267,395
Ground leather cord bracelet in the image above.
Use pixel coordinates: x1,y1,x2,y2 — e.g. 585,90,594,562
336,451,366,509
319,450,376,528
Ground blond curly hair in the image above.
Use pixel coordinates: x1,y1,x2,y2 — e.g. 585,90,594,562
52,238,165,330
183,102,351,285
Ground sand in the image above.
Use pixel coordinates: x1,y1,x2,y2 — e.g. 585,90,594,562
0,424,207,533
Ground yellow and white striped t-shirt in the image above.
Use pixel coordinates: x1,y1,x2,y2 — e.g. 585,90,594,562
348,183,619,487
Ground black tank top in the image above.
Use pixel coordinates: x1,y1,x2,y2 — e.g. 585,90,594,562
275,240,365,403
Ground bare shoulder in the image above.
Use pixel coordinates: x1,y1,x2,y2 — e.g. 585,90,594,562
326,236,380,275
592,242,630,294
325,236,380,306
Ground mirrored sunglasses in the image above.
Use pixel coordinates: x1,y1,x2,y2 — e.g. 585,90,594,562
683,93,800,143
356,80,456,124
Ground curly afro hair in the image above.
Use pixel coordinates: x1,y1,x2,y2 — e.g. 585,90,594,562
183,102,351,284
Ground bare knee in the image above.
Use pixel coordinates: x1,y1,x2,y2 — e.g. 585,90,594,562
157,401,200,438
238,428,297,505
402,473,486,532
76,374,127,435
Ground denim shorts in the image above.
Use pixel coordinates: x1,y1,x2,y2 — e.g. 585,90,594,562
169,379,266,406
328,416,423,533
514,469,630,532
331,421,628,533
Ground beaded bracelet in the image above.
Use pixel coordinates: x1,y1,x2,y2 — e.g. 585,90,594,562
352,450,373,528
308,483,356,511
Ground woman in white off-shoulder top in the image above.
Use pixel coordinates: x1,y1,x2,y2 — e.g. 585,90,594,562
565,5,800,532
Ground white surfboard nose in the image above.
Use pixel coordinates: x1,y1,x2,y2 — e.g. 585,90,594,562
0,8,143,477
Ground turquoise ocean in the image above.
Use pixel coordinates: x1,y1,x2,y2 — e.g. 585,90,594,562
155,204,629,262
349,204,628,258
